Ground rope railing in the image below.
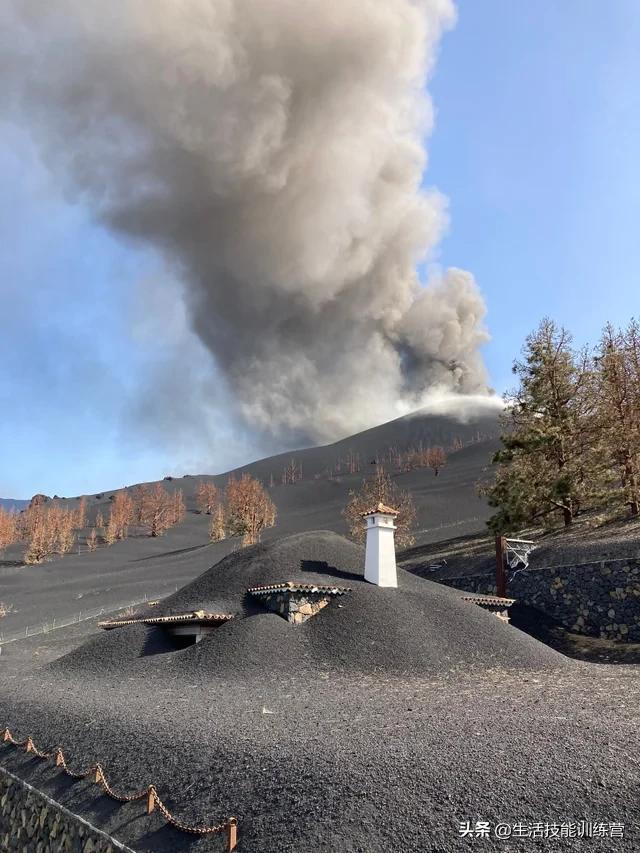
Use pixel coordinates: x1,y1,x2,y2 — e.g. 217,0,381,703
1,726,238,850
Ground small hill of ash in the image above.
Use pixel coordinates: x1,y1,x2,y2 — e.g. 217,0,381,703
51,531,571,679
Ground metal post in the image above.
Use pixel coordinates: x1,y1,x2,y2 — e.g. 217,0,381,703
227,818,238,851
495,534,507,597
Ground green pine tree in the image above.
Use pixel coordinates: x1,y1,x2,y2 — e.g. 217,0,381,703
594,320,640,517
484,318,599,533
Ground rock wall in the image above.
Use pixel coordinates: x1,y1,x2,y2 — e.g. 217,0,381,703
441,558,640,642
258,591,331,624
0,764,134,853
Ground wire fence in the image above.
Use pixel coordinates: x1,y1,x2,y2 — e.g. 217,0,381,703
1,726,238,849
0,588,179,647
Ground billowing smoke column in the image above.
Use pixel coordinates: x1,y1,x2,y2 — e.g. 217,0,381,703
2,0,492,444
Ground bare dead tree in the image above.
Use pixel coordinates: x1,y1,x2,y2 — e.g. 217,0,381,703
281,458,302,484
0,508,18,555
105,492,134,544
426,446,447,477
87,528,98,552
196,481,219,514
345,449,361,474
74,497,87,529
209,503,226,542
226,474,277,546
343,466,416,548
140,484,173,537
170,489,186,525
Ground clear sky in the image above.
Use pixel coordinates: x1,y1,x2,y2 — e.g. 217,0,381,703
428,0,640,393
1,1,639,498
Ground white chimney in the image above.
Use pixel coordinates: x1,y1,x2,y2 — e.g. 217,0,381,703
363,503,399,588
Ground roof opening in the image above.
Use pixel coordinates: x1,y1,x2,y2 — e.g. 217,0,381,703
99,610,234,652
170,632,198,650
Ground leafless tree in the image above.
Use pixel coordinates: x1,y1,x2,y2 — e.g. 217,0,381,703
196,481,219,514
74,497,87,529
105,492,134,544
87,528,98,552
281,458,302,484
209,503,226,542
426,446,447,477
226,474,277,546
170,489,186,525
140,484,173,537
343,466,416,548
0,508,18,554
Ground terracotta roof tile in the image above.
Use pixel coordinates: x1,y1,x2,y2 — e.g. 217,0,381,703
247,582,351,596
361,502,399,517
461,595,515,606
99,611,234,630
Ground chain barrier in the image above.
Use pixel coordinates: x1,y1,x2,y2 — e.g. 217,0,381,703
1,726,238,850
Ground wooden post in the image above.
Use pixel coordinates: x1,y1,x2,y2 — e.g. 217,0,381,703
495,535,507,597
147,786,156,815
25,737,34,754
55,749,64,767
227,818,238,851
2,729,11,742
94,765,102,784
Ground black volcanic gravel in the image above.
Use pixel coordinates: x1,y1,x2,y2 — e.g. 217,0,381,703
1,533,639,852
51,532,567,678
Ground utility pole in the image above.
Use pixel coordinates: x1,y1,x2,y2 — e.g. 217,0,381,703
495,534,507,597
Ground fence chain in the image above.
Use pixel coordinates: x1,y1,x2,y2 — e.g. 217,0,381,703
150,786,237,836
1,726,238,849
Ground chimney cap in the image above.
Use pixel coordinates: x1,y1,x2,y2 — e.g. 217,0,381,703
361,502,399,518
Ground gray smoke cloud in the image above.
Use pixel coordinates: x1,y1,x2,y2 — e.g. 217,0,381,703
2,0,493,446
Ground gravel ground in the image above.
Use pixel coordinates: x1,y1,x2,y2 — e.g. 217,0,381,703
1,668,639,852
1,532,639,852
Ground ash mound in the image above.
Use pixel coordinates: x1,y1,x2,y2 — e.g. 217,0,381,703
52,531,570,679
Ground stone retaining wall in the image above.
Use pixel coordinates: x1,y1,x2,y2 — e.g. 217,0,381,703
441,558,640,642
0,764,134,853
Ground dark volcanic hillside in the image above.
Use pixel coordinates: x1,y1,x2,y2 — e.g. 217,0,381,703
0,406,500,644
0,498,28,511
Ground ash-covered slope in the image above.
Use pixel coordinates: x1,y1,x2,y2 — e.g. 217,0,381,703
2,408,500,642
231,406,501,483
52,532,569,679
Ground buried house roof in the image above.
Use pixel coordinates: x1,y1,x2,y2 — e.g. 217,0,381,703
247,582,351,596
55,531,567,680
98,611,235,630
461,594,515,607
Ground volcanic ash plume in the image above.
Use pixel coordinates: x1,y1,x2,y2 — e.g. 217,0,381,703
2,0,493,443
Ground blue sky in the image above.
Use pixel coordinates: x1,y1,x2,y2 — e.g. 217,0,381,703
429,0,640,393
2,1,639,498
